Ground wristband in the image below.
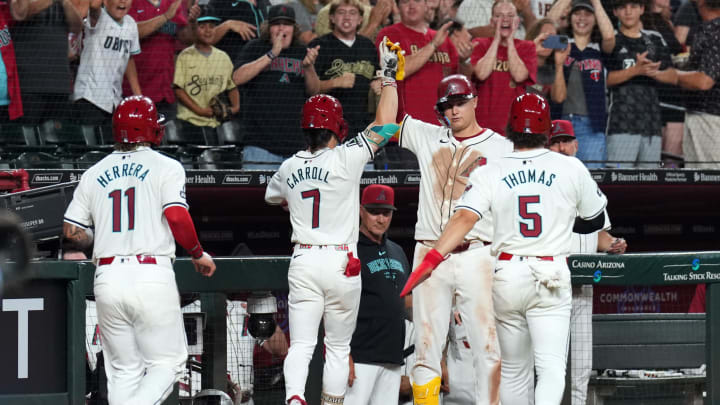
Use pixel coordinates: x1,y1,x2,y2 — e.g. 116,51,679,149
266,50,277,60
189,244,204,259
425,248,445,269
461,57,471,65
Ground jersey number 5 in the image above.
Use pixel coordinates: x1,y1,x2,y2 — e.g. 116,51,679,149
301,189,320,229
518,195,541,237
109,188,136,232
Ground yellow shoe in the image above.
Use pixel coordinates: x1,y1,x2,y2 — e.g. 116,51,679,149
412,377,441,405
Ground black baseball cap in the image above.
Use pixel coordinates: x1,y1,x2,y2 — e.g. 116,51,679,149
268,5,296,24
571,0,595,13
196,5,221,23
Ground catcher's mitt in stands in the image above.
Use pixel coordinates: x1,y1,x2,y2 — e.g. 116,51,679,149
210,94,233,122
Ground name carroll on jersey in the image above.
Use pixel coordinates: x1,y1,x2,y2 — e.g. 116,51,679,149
286,166,330,189
501,168,556,189
96,163,150,188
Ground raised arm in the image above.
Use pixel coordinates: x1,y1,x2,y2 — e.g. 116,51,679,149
591,0,615,53
137,0,182,39
403,21,452,77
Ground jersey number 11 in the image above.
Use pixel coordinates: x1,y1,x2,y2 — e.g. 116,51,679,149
109,187,136,232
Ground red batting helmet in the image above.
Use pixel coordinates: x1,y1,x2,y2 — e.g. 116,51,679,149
435,74,476,125
302,94,349,142
509,93,551,136
112,96,165,145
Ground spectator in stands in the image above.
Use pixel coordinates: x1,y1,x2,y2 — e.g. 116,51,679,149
676,0,720,168
436,0,461,22
0,0,22,122
376,0,459,123
673,0,700,48
122,0,198,127
232,5,320,169
444,18,475,77
316,0,392,40
9,0,81,133
643,0,685,166
605,0,677,168
209,0,268,60
346,185,411,405
525,18,569,103
310,0,379,137
71,0,142,127
456,0,537,38
173,6,240,144
546,0,615,168
470,0,537,135
288,0,322,44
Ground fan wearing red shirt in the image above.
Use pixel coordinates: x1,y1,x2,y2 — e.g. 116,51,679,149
471,0,537,135
376,0,460,124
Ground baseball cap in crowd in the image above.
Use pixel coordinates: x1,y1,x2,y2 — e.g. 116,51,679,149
549,120,576,144
196,5,221,23
361,184,397,211
571,0,595,14
268,5,296,24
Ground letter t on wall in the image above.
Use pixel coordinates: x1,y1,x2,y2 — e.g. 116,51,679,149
2,298,44,378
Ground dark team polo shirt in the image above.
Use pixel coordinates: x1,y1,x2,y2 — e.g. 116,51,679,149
605,30,672,136
235,39,308,156
685,17,720,116
309,33,378,138
208,0,270,60
350,232,410,365
10,2,72,94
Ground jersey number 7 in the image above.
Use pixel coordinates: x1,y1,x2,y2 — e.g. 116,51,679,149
518,195,542,237
301,189,320,229
109,187,136,232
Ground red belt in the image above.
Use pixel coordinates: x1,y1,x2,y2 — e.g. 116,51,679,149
297,244,349,251
97,255,158,266
498,252,553,261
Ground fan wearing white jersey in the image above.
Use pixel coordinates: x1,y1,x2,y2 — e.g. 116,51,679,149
548,120,627,405
393,73,512,405
63,96,216,405
402,93,608,405
264,38,404,405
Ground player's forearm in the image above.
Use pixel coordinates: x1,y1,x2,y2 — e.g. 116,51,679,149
164,206,204,258
124,58,142,95
63,222,93,251
233,55,271,85
434,209,480,255
474,42,499,81
373,83,398,126
677,70,714,90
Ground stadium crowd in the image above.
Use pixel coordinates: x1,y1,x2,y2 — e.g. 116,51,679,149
0,0,718,168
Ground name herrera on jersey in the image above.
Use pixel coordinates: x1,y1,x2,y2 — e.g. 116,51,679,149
286,167,330,189
96,163,149,188
502,169,556,189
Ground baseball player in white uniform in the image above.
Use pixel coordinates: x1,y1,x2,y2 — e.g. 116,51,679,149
442,310,475,405
391,73,512,405
63,96,216,405
264,38,403,405
403,93,609,405
548,120,627,405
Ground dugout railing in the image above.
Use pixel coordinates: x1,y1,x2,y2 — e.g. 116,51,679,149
2,253,720,404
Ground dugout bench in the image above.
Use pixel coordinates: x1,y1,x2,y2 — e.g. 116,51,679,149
587,313,705,405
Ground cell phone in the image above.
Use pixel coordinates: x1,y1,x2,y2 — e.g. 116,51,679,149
542,35,569,50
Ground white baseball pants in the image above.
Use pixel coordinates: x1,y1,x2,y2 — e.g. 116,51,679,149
493,257,572,405
443,321,475,405
344,362,402,405
411,242,501,405
93,256,187,405
570,286,593,405
284,245,361,402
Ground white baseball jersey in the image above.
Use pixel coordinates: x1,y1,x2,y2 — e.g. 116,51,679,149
265,136,374,245
227,300,256,396
531,0,555,18
72,8,140,113
64,146,188,260
457,150,607,256
398,115,513,242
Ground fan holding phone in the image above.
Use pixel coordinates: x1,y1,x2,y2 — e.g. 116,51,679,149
525,18,571,103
